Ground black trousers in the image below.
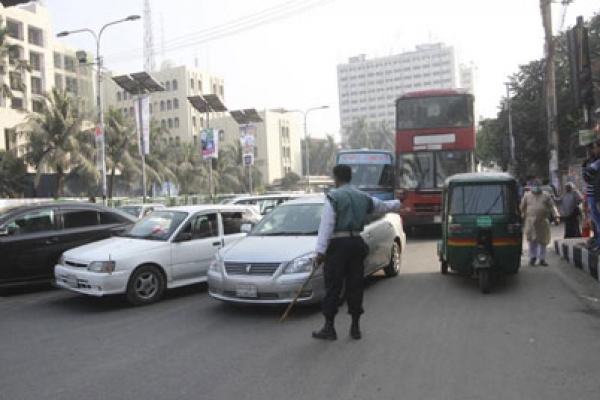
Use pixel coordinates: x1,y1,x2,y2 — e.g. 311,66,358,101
563,213,581,238
321,236,367,317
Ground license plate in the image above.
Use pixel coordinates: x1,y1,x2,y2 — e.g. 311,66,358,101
434,215,442,223
236,284,257,298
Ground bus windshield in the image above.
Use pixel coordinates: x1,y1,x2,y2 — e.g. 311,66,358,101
397,151,472,190
396,95,473,130
337,152,394,190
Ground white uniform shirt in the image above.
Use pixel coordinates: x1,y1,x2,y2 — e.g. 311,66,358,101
315,197,401,255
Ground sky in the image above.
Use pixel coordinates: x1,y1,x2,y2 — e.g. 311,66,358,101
45,0,600,140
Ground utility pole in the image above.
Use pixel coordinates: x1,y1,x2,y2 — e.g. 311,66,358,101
541,0,560,190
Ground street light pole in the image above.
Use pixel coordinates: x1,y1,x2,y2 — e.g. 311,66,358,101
504,82,515,161
57,15,140,204
285,106,329,192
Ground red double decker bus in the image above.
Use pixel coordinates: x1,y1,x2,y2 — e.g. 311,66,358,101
395,89,476,230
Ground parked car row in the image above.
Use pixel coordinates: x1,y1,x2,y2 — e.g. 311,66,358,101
1,195,406,308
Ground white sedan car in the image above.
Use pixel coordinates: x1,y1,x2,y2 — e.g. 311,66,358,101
208,195,405,305
55,205,259,305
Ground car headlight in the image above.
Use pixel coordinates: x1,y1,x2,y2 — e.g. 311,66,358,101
476,253,488,263
283,253,316,274
87,261,116,273
209,254,224,272
58,254,65,266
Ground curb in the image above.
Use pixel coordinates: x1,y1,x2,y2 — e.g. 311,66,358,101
554,238,600,282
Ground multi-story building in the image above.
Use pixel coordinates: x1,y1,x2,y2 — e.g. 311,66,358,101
0,2,95,153
102,63,226,147
337,43,476,142
209,110,303,187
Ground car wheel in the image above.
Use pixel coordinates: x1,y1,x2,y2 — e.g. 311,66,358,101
383,241,401,277
478,269,491,294
126,265,165,306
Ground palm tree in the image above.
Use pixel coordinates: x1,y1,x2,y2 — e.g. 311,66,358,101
0,17,19,106
309,134,339,175
18,88,94,198
172,142,207,195
104,108,138,198
0,150,28,197
141,120,178,196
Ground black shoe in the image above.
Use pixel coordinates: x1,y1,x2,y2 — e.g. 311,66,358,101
350,317,362,340
529,258,536,266
539,260,548,267
312,317,337,341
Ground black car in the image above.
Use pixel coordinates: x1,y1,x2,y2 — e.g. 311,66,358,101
0,202,136,288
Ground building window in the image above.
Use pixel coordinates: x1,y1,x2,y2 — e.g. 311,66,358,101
6,19,23,40
190,78,194,89
11,97,23,110
198,79,202,92
168,137,174,145
175,136,181,146
28,26,44,46
9,72,22,91
174,117,179,128
166,81,171,91
168,118,173,129
160,100,165,111
64,56,75,72
199,117,204,127
193,135,197,146
53,52,62,69
54,75,65,93
31,76,42,95
172,79,178,91
29,52,43,71
9,46,23,64
117,92,122,102
167,100,172,110
32,100,44,113
192,116,196,127
129,106,134,116
161,119,166,129
173,98,179,109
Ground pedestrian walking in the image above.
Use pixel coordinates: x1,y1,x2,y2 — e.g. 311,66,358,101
312,164,401,341
555,182,582,238
520,178,560,266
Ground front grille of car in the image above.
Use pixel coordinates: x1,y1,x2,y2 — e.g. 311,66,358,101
225,262,280,276
65,260,88,268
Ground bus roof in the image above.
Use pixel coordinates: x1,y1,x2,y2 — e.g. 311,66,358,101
338,149,393,155
396,89,473,100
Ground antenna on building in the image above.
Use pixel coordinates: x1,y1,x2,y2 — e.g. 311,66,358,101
143,0,156,72
160,13,166,68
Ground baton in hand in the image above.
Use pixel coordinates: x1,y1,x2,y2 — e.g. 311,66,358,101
279,261,322,323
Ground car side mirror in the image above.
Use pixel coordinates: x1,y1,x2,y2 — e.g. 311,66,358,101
240,223,252,234
175,232,193,242
0,227,9,237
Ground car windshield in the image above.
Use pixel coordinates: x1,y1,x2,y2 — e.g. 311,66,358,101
123,210,188,241
118,206,142,218
250,203,323,236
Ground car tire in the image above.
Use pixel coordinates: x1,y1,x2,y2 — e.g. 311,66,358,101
478,269,491,294
383,241,401,277
126,265,165,306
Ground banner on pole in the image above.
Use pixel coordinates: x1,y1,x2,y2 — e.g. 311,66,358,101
134,95,150,155
240,125,255,166
201,128,218,159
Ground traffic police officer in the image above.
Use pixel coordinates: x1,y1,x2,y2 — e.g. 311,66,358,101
313,164,402,340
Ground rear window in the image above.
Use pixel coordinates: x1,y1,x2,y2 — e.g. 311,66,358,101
62,209,99,229
450,184,516,215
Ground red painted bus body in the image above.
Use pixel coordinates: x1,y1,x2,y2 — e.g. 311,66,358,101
395,89,476,229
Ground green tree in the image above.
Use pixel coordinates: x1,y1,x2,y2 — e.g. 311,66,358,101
104,108,137,198
308,134,339,175
344,118,394,151
18,88,94,198
280,171,301,190
0,150,28,197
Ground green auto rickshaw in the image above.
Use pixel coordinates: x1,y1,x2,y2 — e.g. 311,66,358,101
437,172,523,293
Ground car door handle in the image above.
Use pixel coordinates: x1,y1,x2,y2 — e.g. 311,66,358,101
212,241,221,246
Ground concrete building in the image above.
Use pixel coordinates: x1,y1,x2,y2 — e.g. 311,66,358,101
209,110,303,188
102,62,226,147
337,43,476,142
1,2,95,153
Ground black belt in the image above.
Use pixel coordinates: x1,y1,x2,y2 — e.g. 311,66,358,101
332,231,360,238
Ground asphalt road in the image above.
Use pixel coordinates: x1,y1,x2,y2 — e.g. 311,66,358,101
2,229,600,400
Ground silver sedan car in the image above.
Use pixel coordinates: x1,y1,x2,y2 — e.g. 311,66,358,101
207,195,405,305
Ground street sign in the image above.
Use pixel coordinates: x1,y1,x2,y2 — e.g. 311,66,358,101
579,129,597,145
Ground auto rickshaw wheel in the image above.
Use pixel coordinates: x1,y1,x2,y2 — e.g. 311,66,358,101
441,260,448,274
478,269,491,294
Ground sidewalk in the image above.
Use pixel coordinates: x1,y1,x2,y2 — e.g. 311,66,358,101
554,236,600,283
